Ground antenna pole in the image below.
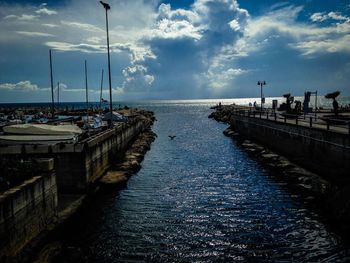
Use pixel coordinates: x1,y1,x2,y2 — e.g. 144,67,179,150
49,49,55,119
57,81,60,110
85,60,89,116
100,69,104,110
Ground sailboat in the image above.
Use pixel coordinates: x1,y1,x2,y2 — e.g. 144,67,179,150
0,50,83,145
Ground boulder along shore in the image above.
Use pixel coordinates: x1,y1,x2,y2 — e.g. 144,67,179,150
209,106,350,241
11,109,157,263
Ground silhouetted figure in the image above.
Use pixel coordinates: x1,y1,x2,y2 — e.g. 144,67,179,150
294,101,302,113
325,91,340,116
303,91,311,114
283,93,293,113
333,99,339,116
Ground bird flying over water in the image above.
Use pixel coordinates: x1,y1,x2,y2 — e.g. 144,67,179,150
168,135,176,140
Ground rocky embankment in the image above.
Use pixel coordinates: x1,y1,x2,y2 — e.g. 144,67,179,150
99,109,157,190
13,110,158,263
210,106,350,239
99,128,157,189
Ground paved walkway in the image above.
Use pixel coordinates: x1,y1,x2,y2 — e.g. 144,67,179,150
232,106,350,135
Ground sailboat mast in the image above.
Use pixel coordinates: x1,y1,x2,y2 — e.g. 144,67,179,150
49,49,55,119
57,81,60,109
100,69,104,109
85,60,89,115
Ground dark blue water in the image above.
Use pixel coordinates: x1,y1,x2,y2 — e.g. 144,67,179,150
63,102,350,262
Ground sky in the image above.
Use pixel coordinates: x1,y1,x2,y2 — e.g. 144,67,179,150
0,0,349,103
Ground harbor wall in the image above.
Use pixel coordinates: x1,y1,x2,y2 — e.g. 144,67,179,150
0,172,58,260
55,118,150,193
0,117,152,193
230,115,350,180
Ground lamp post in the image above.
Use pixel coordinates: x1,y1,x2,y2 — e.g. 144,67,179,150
100,1,113,127
257,81,266,112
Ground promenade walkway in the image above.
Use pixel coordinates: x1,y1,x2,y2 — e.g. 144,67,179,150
229,105,350,136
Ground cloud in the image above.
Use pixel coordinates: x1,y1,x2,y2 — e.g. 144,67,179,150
239,5,350,57
35,7,57,15
60,21,103,32
293,35,350,56
42,23,59,28
17,31,54,37
45,41,104,52
1,0,349,101
310,11,349,22
0,81,39,91
3,14,38,21
115,0,250,99
121,65,154,92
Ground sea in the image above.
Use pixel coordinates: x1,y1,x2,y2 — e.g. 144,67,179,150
41,98,349,262
1,98,350,261
1,95,350,110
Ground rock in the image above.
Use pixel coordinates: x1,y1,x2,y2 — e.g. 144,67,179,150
33,242,62,263
260,153,280,161
274,160,295,170
245,148,258,153
223,128,231,136
100,171,128,187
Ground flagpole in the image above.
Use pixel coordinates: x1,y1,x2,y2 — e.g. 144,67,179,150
100,69,104,110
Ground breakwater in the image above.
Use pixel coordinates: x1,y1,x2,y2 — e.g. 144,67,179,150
209,105,350,237
0,159,57,261
42,102,350,262
0,109,156,261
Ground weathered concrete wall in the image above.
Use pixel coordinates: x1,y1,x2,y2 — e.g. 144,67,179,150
230,116,350,180
0,172,58,260
56,118,149,193
0,117,152,194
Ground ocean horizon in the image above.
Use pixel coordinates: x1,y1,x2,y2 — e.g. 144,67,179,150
1,96,350,110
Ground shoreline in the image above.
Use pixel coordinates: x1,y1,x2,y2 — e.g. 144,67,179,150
210,105,350,241
0,109,157,262
10,118,157,263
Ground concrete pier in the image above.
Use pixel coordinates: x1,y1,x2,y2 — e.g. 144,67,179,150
0,160,57,260
0,110,156,261
210,105,350,236
0,114,153,193
210,106,350,181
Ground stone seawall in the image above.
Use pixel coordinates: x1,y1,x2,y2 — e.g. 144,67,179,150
209,106,350,237
0,172,58,260
0,115,153,194
230,115,350,181
55,117,151,193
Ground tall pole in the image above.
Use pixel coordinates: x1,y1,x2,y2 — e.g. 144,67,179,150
257,81,266,112
315,90,318,120
57,81,60,109
85,60,89,116
49,49,55,119
100,1,113,127
260,82,263,112
100,69,104,110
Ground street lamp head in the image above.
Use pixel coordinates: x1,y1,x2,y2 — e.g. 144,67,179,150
263,81,266,85
100,1,110,10
257,81,261,85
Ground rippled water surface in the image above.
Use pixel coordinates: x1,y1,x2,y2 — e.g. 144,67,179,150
63,102,350,262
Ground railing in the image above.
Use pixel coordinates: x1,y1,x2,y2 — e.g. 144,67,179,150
230,108,350,135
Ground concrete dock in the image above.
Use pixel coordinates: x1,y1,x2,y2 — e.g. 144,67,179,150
0,109,156,261
210,105,350,180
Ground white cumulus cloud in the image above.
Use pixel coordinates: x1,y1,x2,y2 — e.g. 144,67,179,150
0,81,39,91
35,7,57,15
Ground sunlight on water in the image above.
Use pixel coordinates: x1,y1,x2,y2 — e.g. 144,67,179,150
1,96,349,110
60,102,350,262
